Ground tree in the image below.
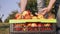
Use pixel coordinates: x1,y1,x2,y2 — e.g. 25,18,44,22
26,0,55,16
4,10,18,23
0,14,4,23
26,0,37,15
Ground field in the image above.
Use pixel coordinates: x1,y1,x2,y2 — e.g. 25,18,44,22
0,23,10,34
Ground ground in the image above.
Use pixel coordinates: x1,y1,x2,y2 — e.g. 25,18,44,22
0,23,9,34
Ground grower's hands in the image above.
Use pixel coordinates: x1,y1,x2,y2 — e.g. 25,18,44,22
40,7,51,15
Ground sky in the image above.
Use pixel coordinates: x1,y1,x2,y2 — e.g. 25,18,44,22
0,0,20,22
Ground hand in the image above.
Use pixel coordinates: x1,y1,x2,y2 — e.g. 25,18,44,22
40,7,51,15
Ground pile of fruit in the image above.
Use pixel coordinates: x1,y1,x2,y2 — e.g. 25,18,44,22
13,10,55,31
13,23,53,31
15,10,55,19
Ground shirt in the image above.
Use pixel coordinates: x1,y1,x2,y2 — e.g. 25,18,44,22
37,0,46,13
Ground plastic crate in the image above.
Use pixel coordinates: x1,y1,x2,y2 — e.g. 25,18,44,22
10,23,56,34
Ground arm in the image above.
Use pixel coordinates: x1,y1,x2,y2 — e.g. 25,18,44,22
41,0,56,15
47,0,56,10
20,0,27,12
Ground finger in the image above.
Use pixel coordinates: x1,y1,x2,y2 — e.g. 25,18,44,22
41,10,47,15
40,9,47,13
41,8,47,11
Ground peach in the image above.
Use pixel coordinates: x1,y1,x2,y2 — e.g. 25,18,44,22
15,13,22,19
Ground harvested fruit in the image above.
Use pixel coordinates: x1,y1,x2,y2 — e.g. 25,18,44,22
14,28,22,31
38,24,42,27
14,24,26,27
32,16,37,19
44,24,51,27
37,14,44,19
15,10,55,19
24,15,32,19
27,23,31,27
48,15,54,19
28,27,33,31
14,24,21,27
45,27,52,31
27,27,38,31
15,13,22,19
22,10,31,16
48,13,55,19
31,23,37,27
21,10,32,19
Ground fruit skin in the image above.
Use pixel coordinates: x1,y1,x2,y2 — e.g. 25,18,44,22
35,13,45,19
24,15,32,19
44,24,51,27
48,15,54,19
31,23,37,27
48,13,55,19
32,16,37,19
14,24,21,27
15,13,22,19
28,27,33,31
22,10,31,16
37,14,44,19
15,28,22,31
27,23,32,27
22,10,32,19
38,24,42,27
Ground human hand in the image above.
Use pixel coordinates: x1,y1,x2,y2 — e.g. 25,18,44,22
40,7,51,15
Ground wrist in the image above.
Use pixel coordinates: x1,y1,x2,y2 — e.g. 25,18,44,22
47,5,53,10
47,7,51,9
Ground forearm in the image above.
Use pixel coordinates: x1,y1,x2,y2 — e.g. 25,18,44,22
20,0,27,12
47,0,56,9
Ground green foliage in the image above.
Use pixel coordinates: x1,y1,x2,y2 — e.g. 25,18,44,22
26,0,37,15
0,19,2,23
26,0,55,15
4,10,18,23
46,0,50,6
